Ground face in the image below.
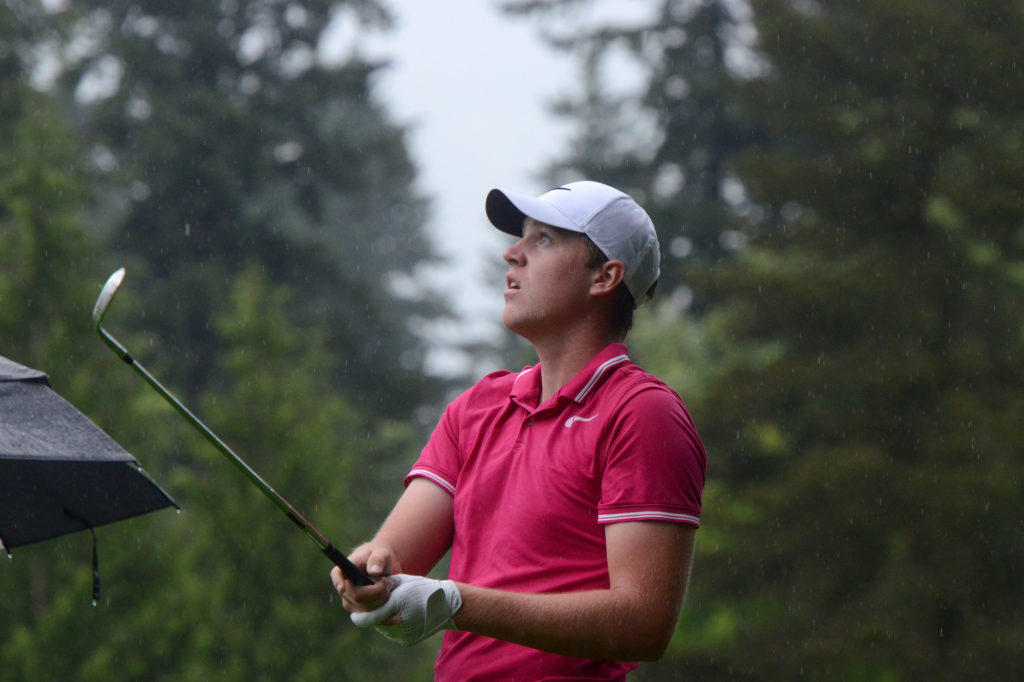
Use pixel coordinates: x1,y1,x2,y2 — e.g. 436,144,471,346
501,219,597,341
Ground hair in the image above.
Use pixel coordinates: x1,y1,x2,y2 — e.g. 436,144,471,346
579,234,645,339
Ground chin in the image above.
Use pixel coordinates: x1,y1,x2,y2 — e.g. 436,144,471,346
501,309,532,339
501,310,520,334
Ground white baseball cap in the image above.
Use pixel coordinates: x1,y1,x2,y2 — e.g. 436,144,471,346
486,181,660,307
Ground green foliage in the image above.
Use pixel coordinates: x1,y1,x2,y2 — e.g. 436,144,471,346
682,0,1024,678
1,2,441,679
50,0,443,413
6,0,1022,678
504,0,760,308
0,84,95,369
2,265,435,680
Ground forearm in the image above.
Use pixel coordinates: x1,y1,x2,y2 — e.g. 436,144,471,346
453,522,695,661
452,582,679,662
337,479,455,615
361,477,454,576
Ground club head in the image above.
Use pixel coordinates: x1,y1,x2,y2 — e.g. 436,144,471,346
92,268,126,328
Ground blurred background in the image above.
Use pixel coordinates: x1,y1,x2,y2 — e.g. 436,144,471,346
1,0,1021,679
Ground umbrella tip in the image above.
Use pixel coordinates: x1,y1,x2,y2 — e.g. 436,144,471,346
92,268,126,327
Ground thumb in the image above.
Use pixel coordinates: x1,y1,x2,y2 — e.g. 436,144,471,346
364,548,394,577
351,608,385,627
350,579,400,628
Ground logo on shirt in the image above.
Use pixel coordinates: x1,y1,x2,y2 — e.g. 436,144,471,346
564,414,599,428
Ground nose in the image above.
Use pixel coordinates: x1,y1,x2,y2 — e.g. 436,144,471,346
503,237,524,266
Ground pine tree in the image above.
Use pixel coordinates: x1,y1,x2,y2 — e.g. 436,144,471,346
681,0,1024,677
48,0,444,414
2,3,446,678
503,0,758,309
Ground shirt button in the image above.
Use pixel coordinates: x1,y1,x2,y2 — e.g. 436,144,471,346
526,418,535,426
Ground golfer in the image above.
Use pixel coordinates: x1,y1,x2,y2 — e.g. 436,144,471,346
332,181,707,680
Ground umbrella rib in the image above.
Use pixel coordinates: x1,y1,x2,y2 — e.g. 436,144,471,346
62,506,93,530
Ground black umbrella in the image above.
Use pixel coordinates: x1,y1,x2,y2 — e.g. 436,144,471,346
0,354,177,598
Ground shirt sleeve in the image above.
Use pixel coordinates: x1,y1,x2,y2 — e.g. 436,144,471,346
597,385,707,526
404,394,463,496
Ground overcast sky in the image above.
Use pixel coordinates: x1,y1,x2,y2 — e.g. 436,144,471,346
320,1,658,373
337,1,579,371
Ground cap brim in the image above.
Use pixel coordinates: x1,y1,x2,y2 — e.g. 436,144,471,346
486,189,579,236
485,190,526,236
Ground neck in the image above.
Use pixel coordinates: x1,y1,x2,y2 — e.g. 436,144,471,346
532,328,622,405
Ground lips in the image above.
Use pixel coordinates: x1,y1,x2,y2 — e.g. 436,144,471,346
505,272,520,294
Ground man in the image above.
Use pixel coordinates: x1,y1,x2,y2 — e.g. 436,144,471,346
332,181,707,680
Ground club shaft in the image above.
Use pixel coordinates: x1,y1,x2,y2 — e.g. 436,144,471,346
97,325,372,585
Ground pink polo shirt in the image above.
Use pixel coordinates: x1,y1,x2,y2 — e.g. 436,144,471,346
406,343,707,681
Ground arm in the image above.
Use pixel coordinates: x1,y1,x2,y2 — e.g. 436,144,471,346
453,521,696,661
332,477,454,607
358,476,455,577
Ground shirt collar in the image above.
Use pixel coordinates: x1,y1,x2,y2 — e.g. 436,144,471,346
510,343,630,410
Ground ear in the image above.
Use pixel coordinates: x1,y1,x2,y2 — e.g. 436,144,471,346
590,259,626,298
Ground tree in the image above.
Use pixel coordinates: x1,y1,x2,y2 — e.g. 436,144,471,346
1,2,447,678
675,0,1024,678
0,84,94,370
46,0,446,414
503,0,759,311
3,267,436,680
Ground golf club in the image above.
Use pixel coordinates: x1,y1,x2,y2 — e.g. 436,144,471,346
92,268,373,586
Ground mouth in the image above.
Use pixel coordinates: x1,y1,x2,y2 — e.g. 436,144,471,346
504,273,520,295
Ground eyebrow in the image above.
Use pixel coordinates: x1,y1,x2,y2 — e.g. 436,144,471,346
523,219,577,240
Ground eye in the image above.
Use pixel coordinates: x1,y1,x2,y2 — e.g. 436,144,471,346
536,232,552,245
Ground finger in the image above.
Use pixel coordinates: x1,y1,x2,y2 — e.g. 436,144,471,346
330,566,345,595
341,587,382,614
341,593,360,613
342,575,394,612
351,601,394,628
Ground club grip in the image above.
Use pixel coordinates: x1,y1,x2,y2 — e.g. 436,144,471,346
323,543,374,586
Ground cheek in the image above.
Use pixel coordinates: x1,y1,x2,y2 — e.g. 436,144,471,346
555,260,597,299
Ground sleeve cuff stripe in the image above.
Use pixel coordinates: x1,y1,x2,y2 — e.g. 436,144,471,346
598,511,700,526
408,469,456,496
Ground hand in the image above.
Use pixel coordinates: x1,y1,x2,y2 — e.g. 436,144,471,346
350,574,462,646
331,543,397,613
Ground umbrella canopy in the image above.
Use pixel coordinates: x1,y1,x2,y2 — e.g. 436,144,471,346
0,354,177,553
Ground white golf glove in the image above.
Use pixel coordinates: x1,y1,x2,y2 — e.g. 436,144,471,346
350,574,462,646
